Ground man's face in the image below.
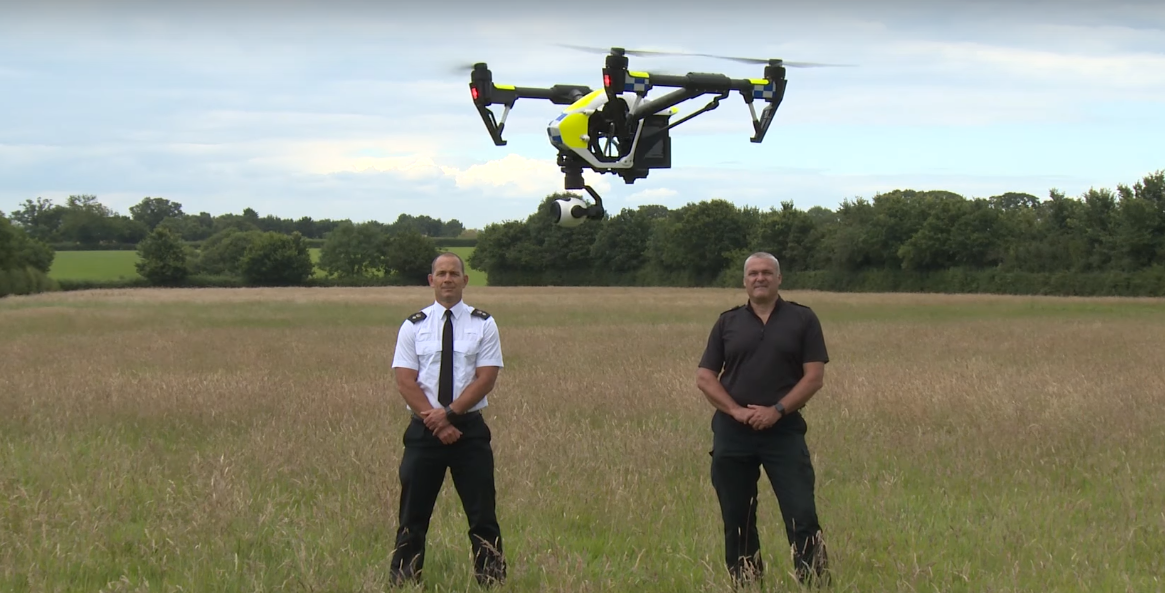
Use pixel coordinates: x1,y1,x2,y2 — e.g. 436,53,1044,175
429,255,468,303
744,257,781,300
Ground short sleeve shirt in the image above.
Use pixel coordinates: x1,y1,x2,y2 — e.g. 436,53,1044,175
391,300,504,412
698,297,828,408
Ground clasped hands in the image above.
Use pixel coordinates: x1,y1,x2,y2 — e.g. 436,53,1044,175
420,407,462,444
731,404,782,430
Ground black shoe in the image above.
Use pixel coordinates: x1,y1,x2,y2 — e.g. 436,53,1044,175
475,560,507,587
389,563,422,588
795,535,831,588
728,556,764,588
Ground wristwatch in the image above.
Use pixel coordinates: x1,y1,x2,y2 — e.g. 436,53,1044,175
774,402,786,418
443,404,458,419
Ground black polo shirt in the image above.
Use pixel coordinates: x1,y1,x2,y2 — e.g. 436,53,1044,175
698,297,829,411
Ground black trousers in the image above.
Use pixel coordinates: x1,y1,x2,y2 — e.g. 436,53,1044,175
710,411,828,585
389,413,506,584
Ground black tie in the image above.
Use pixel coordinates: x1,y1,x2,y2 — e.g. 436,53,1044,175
438,309,454,405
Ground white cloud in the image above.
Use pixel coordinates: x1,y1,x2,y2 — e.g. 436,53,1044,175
244,141,614,199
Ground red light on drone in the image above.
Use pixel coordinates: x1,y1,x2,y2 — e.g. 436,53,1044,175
603,74,610,87
470,86,479,100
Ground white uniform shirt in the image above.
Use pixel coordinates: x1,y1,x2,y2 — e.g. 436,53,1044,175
391,300,504,412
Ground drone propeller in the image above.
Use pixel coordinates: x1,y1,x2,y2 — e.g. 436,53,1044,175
445,61,482,76
556,44,854,68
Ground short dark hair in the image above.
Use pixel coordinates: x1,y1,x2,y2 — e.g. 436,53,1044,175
431,251,465,275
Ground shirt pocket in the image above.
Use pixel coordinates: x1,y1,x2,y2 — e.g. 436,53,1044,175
454,331,481,357
415,340,442,361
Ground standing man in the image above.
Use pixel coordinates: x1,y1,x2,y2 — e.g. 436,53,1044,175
389,252,507,587
696,252,831,588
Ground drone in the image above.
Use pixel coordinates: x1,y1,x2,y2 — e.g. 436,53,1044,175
466,45,850,226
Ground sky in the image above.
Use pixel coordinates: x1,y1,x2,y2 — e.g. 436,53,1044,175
1,0,1163,229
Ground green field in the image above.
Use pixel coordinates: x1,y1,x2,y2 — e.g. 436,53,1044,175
46,246,486,285
2,287,1164,592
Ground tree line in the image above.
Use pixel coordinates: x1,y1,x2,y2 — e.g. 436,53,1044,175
128,222,447,289
4,169,1164,297
468,169,1165,296
5,195,469,250
0,195,469,296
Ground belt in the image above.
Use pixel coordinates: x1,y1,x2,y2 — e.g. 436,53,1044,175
412,409,482,422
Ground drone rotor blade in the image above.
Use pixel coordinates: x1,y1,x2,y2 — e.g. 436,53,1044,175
556,44,855,67
445,61,483,76
555,44,612,54
773,60,856,68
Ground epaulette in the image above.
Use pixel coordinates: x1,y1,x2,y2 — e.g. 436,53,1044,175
471,308,491,320
720,304,746,316
785,300,810,309
406,311,427,323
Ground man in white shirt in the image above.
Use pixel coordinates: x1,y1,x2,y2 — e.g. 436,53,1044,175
388,252,507,587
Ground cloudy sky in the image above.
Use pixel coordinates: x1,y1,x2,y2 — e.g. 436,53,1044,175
1,0,1163,229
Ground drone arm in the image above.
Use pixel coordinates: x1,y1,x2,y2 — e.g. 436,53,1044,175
624,71,788,144
471,82,594,146
628,87,704,121
516,84,594,105
666,90,729,130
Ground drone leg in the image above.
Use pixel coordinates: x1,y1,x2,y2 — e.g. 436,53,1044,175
582,185,606,220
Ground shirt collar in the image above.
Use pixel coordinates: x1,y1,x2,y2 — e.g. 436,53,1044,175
745,296,783,315
431,300,470,320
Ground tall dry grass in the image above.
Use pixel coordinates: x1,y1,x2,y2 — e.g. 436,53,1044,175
2,287,1164,592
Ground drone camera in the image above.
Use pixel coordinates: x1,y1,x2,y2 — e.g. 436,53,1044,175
551,197,590,228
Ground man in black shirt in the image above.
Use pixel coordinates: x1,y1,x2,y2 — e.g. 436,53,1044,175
697,251,830,587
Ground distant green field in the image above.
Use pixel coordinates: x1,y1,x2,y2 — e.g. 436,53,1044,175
47,246,485,285
48,251,140,281
445,246,486,286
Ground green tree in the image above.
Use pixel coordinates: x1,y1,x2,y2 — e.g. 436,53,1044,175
135,226,191,286
590,205,668,273
129,197,185,230
317,221,388,278
755,201,820,272
194,228,264,276
385,228,439,284
9,197,65,242
1,213,59,297
469,220,534,276
443,219,466,237
239,231,315,286
666,199,752,280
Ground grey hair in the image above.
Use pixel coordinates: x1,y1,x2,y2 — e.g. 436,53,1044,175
743,252,781,275
431,251,466,274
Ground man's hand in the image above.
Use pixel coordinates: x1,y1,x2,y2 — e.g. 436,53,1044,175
420,407,449,432
730,406,758,426
435,423,462,445
746,405,782,430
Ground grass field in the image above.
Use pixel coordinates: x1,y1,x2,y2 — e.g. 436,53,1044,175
2,287,1164,592
46,246,486,285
